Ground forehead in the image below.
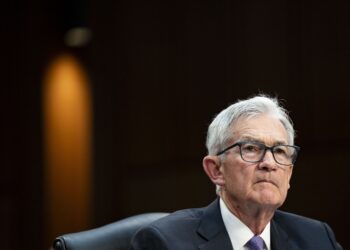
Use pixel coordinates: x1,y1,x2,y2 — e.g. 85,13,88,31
231,114,289,145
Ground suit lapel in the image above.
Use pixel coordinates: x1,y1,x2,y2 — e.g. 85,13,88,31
197,199,233,250
196,200,292,250
271,215,289,250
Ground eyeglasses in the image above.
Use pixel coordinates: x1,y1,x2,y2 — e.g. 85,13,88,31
216,141,300,166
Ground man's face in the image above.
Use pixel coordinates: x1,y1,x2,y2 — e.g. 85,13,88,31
220,114,293,210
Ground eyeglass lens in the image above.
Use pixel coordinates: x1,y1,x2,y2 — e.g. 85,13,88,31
240,142,297,165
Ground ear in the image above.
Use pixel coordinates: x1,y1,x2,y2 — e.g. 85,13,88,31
202,155,225,187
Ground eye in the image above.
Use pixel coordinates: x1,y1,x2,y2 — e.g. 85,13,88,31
273,146,287,155
242,143,261,152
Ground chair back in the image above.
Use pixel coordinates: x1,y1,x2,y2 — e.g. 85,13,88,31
53,212,169,250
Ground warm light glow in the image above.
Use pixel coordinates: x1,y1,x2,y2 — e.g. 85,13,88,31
43,54,92,244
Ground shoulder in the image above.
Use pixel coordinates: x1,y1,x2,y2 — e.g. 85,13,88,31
274,210,325,227
130,207,206,250
273,210,342,249
274,209,333,234
140,206,205,238
150,206,205,228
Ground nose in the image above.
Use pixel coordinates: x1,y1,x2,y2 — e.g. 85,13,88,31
258,150,276,171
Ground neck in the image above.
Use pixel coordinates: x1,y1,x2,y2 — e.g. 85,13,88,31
221,192,276,235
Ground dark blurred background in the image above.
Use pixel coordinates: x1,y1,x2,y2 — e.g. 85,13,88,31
3,0,349,249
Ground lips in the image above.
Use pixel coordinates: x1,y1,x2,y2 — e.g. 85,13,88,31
256,179,278,187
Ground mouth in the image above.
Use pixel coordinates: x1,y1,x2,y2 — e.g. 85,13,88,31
256,179,277,187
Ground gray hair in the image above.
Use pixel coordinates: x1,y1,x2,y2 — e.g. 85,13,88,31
206,95,295,156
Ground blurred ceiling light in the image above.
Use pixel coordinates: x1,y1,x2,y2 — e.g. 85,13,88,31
64,27,92,47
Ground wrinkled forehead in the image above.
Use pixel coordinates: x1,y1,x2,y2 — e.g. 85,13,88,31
229,114,289,145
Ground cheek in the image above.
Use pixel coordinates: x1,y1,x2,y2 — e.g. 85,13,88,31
222,158,255,190
224,166,253,190
280,173,292,194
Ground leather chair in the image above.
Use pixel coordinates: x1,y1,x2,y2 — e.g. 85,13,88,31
53,212,169,250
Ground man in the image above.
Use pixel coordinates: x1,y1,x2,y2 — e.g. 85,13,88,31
131,95,342,250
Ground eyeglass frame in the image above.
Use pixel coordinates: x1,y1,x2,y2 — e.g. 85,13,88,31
216,141,301,166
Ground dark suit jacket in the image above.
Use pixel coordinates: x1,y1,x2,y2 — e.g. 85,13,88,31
130,199,342,250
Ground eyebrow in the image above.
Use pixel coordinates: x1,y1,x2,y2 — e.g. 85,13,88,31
238,136,288,146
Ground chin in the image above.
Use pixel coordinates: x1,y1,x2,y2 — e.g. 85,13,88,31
256,191,281,206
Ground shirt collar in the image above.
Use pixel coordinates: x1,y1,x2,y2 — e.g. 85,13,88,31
219,198,271,250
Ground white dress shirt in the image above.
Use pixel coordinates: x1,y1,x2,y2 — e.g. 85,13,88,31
220,198,271,250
